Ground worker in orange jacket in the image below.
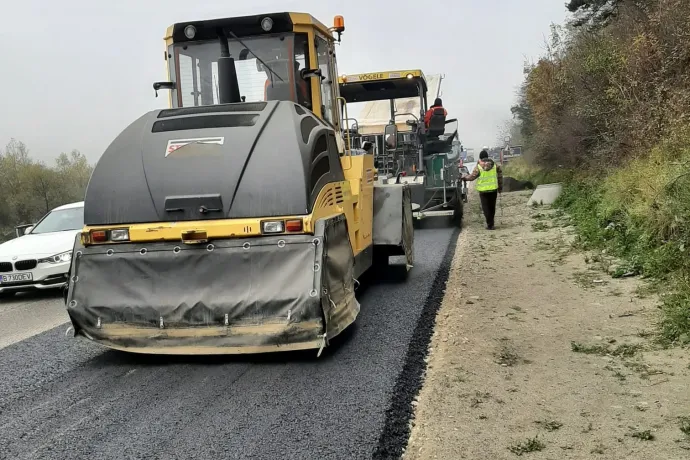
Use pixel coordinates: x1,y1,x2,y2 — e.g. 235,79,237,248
424,98,448,128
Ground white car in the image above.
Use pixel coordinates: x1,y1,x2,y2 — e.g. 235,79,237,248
0,201,84,297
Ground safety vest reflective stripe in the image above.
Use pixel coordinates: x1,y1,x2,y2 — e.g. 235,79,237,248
476,164,498,192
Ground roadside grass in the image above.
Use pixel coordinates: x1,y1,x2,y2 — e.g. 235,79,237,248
535,420,563,432
531,221,549,232
636,329,655,339
453,367,470,384
532,228,571,262
679,416,690,437
495,345,521,367
622,360,665,380
553,150,690,346
572,271,608,289
571,342,609,355
470,391,492,408
583,252,615,274
609,368,627,382
635,283,660,299
509,138,690,347
508,436,546,456
591,443,607,454
571,341,643,357
503,156,570,187
629,429,655,441
533,239,552,252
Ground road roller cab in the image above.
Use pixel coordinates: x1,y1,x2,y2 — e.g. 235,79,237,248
64,12,414,355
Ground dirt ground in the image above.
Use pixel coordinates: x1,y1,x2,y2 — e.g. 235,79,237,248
404,189,690,459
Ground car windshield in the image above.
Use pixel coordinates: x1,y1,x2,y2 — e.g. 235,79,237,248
31,207,84,234
170,33,311,109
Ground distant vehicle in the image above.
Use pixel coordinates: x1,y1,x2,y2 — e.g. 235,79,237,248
500,145,523,166
0,202,83,297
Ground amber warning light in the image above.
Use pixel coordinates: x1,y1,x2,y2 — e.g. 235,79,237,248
333,16,345,32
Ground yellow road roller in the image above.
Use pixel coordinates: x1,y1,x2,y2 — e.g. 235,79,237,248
64,12,414,355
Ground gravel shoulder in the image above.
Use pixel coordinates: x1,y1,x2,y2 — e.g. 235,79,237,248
404,190,690,459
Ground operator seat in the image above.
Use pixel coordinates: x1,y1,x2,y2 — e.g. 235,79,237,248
265,81,293,102
424,108,456,156
426,108,447,139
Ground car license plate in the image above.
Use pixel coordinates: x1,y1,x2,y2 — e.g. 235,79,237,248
0,273,33,284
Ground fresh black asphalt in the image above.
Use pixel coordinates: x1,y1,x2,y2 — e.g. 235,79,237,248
0,226,457,460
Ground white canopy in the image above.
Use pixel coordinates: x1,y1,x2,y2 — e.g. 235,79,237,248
355,74,443,135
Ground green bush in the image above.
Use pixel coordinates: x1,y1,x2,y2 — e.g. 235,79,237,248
550,139,690,343
509,0,690,345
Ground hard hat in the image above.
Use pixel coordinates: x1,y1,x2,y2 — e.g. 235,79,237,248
482,145,489,150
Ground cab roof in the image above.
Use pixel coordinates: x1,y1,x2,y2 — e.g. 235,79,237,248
165,12,333,43
338,70,428,103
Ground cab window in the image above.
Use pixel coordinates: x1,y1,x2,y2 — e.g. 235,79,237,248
315,36,335,125
170,33,312,109
292,34,312,110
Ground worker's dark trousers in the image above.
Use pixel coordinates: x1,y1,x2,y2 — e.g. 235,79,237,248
479,190,498,229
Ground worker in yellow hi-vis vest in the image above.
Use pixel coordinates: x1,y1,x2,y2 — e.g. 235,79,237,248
462,150,504,230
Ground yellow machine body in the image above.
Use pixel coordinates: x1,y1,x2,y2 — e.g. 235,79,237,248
65,12,413,355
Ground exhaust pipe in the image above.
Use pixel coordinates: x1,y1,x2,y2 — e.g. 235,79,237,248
217,29,241,104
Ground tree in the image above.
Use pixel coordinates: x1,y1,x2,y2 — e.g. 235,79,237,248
567,0,620,27
25,163,60,214
0,139,32,191
0,140,94,242
496,118,526,148
0,140,37,226
54,150,93,204
511,88,535,141
566,0,652,28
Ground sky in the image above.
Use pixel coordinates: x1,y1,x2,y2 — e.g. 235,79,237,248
0,0,569,163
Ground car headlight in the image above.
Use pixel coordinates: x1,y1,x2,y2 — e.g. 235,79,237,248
38,251,73,264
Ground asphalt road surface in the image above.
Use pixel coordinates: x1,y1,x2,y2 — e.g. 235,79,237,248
0,226,457,460
0,291,69,350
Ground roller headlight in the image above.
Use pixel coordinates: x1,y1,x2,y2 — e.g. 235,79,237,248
110,229,130,241
261,17,274,32
261,220,285,234
184,25,196,39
